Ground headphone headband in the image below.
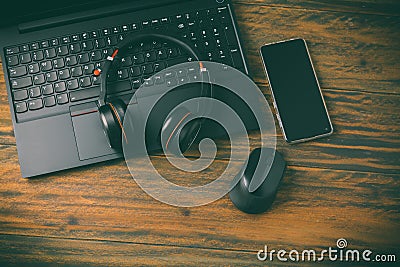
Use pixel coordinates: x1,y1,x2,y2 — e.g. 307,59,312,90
95,30,204,106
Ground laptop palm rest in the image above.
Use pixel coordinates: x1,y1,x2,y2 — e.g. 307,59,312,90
70,102,119,161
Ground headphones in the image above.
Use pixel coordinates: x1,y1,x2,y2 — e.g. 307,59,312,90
93,31,286,214
94,31,207,151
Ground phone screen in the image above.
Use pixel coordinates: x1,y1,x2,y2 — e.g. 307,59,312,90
260,39,333,143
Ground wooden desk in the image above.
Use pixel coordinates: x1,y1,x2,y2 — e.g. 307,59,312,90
0,1,399,265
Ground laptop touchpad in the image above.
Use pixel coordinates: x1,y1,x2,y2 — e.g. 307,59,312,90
70,102,119,161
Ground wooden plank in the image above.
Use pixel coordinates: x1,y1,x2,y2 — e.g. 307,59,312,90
1,5,399,95
232,4,400,94
0,234,302,267
0,153,399,253
2,84,398,173
233,0,400,16
247,87,400,174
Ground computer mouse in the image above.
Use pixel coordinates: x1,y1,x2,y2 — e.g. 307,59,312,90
229,148,286,214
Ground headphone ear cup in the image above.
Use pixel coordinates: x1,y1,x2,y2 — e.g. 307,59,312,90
161,107,201,155
98,99,127,150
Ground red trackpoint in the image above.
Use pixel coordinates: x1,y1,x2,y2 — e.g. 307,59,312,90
93,69,101,76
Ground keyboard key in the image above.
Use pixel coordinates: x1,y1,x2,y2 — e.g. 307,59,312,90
109,80,132,94
56,93,69,104
166,78,178,87
83,64,95,75
71,34,80,42
189,73,201,82
224,25,237,46
50,38,59,46
58,69,70,80
32,51,44,61
157,49,167,60
40,61,52,71
15,102,28,113
7,55,18,66
152,40,162,49
28,87,41,98
102,28,111,36
31,42,39,50
142,64,154,75
130,66,141,77
132,79,141,89
145,51,157,62
82,41,93,51
90,30,99,38
79,77,92,87
53,58,65,69
81,32,90,40
121,25,129,32
167,47,179,57
67,79,79,90
106,36,118,46
45,71,58,82
131,23,139,30
20,44,30,52
143,77,154,86
6,47,19,55
9,66,27,78
154,62,166,72
154,74,164,84
11,77,32,89
54,82,66,93
112,26,120,34
20,53,32,64
78,53,90,64
117,69,129,80
142,42,152,51
57,45,69,56
121,56,133,67
71,66,83,77
42,84,54,95
161,17,170,24
13,90,29,101
44,48,56,59
142,20,150,28
93,76,101,85
164,70,176,79
65,56,78,66
33,74,45,85
40,40,49,48
69,43,81,54
44,96,56,107
151,19,160,27
70,86,100,102
133,53,145,64
90,51,102,61
230,48,244,69
94,39,105,49
177,69,187,78
28,98,43,110
101,48,113,58
61,36,71,44
27,63,40,74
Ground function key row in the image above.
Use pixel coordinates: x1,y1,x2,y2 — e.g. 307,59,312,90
4,6,230,55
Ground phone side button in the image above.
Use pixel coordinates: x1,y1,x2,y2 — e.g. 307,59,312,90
276,113,283,130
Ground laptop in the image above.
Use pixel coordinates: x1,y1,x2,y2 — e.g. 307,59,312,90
0,0,250,177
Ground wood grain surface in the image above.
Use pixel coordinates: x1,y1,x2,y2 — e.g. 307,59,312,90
0,0,399,266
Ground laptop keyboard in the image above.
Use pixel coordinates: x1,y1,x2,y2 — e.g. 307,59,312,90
4,6,246,122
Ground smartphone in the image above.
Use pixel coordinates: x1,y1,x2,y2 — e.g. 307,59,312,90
260,38,333,143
